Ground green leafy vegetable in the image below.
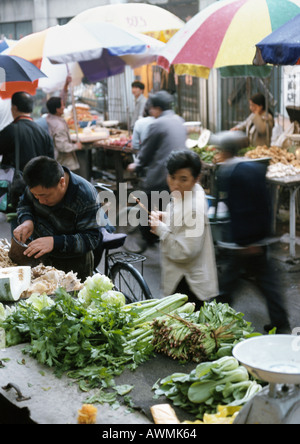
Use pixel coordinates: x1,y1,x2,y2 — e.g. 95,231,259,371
100,290,126,307
26,293,55,311
155,356,262,419
151,300,257,363
78,274,114,307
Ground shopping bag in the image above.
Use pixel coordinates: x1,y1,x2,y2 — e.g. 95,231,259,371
0,166,23,213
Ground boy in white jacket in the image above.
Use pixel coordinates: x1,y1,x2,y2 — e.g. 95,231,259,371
149,150,218,308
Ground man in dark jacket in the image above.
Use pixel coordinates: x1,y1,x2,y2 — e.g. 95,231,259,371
127,90,187,251
132,90,187,193
14,156,101,281
215,132,290,334
0,92,54,171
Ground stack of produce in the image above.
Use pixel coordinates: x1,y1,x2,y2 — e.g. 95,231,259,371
0,273,261,418
191,146,218,163
245,145,300,169
66,104,97,129
0,239,83,299
266,162,300,179
155,356,262,420
0,276,189,391
151,300,255,363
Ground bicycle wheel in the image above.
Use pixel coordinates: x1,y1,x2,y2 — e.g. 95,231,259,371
110,261,152,303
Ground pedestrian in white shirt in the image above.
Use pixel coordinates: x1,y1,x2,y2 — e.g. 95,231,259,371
149,150,219,308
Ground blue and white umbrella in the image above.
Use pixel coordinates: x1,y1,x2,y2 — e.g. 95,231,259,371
0,54,46,98
254,13,300,66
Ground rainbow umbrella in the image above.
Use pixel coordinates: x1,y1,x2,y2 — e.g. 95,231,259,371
254,13,300,66
158,0,300,79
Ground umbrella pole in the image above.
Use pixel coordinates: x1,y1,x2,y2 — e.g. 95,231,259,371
264,71,272,146
124,68,131,135
66,64,80,143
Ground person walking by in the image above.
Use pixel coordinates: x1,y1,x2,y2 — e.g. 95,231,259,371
215,131,290,334
46,76,82,172
131,99,154,151
149,150,218,309
128,90,187,252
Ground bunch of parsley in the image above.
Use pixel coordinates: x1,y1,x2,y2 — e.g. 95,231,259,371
1,288,153,389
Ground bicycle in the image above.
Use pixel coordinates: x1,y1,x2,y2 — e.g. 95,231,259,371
94,183,152,303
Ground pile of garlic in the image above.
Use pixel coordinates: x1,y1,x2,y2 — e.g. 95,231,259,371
266,162,300,179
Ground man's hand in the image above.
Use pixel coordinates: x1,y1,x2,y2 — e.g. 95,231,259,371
13,221,34,244
24,237,54,259
149,211,161,235
127,163,137,173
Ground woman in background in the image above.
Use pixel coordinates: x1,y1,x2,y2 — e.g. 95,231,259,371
231,93,274,147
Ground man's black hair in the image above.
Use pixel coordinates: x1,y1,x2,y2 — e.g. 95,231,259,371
167,150,202,179
12,92,33,113
23,156,65,189
131,81,145,90
149,90,173,111
46,97,62,115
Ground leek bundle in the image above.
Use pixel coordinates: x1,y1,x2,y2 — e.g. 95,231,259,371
151,301,256,363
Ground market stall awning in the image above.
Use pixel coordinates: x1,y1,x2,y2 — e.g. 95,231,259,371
7,21,164,83
254,13,300,66
69,3,184,43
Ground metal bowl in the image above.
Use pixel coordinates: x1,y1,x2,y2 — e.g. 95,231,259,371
233,335,300,385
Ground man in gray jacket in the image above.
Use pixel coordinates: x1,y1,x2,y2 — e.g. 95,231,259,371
128,90,187,251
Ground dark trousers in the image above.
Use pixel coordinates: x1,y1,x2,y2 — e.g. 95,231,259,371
219,247,290,330
139,191,170,245
175,277,204,311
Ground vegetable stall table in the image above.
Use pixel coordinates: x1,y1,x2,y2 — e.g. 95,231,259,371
71,133,138,197
267,174,300,260
91,141,138,203
70,132,109,181
0,342,203,424
0,282,260,425
0,343,152,424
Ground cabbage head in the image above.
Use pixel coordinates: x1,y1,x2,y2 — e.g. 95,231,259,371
78,274,114,307
100,290,126,307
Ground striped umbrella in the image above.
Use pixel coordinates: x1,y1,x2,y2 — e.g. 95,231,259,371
158,0,300,79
